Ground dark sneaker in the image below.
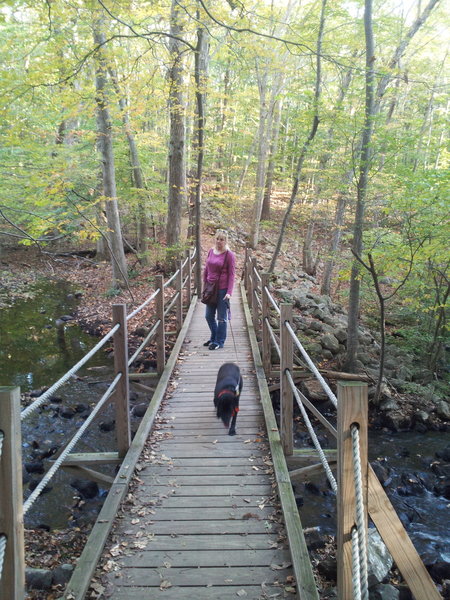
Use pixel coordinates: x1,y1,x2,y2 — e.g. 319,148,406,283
203,340,212,346
209,343,220,350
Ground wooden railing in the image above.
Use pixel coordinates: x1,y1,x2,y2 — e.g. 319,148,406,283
0,249,198,600
243,248,442,600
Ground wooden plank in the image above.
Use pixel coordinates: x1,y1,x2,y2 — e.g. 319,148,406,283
117,566,290,587
129,520,283,535
139,484,273,497
118,548,291,568
368,467,442,600
61,452,120,465
129,533,279,551
140,506,277,521
61,465,114,486
105,585,284,600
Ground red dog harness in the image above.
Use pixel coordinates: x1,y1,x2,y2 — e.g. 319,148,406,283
217,389,240,418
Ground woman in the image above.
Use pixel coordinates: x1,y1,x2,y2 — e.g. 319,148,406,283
203,229,236,350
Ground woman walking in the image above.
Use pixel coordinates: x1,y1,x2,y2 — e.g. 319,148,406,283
203,229,236,350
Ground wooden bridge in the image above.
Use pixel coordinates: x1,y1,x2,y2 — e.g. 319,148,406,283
0,249,442,600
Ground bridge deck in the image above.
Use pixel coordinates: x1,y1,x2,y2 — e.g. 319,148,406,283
95,293,295,599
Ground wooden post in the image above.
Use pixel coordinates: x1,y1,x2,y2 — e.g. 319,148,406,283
336,381,369,600
243,247,249,293
155,275,165,375
0,387,25,600
251,258,259,335
280,304,293,456
176,260,183,332
186,250,192,306
112,305,131,457
261,273,271,376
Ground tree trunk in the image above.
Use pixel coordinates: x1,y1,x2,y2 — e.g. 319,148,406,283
166,0,187,253
261,97,283,221
320,189,348,296
345,0,375,371
93,21,128,288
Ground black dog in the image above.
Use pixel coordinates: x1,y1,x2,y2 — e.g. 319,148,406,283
213,362,243,436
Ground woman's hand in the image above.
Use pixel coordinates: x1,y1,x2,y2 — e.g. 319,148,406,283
224,294,231,300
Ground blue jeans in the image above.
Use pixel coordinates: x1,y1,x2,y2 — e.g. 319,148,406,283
205,288,228,347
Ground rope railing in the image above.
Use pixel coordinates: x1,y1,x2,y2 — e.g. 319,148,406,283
285,321,338,408
20,323,121,421
351,424,369,600
265,318,281,359
23,373,122,515
164,291,180,318
0,534,6,582
127,289,160,321
286,370,338,492
164,270,178,288
0,431,3,458
128,320,161,367
264,286,281,315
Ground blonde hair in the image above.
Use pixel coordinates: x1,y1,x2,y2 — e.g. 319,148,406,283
215,229,228,239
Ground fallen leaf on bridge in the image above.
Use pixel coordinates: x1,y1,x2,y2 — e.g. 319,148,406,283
160,580,172,590
270,561,292,570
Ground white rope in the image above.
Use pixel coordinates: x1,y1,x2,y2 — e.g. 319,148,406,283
253,266,262,283
181,255,189,269
21,323,121,421
265,317,281,359
23,373,122,515
351,527,362,600
0,431,3,459
264,286,281,315
286,370,337,492
164,291,180,317
351,424,369,600
0,534,6,580
127,288,160,321
128,320,160,367
285,321,337,408
253,288,262,309
164,270,178,288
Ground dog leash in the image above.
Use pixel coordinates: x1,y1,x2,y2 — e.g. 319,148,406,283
225,298,239,361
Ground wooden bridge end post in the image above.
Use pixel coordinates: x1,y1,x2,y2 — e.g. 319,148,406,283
243,247,249,293
0,386,25,600
156,275,166,375
336,381,369,600
176,260,183,333
112,304,131,457
261,273,271,377
186,250,192,306
280,304,294,456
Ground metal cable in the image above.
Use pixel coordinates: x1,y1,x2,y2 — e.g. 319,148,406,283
127,289,160,321
285,321,337,408
352,526,362,600
21,323,121,421
0,431,3,459
23,373,122,515
351,424,369,600
128,320,160,367
286,370,337,492
264,286,281,315
265,317,281,359
0,535,6,581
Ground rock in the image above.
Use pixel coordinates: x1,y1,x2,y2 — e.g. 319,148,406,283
304,528,326,551
301,380,329,402
415,410,430,424
28,479,52,493
436,445,450,462
317,556,337,581
380,399,399,412
369,583,399,599
26,568,53,591
430,561,450,582
99,420,115,432
24,461,45,474
397,472,425,496
357,352,373,365
321,334,340,354
368,529,393,587
52,563,74,585
334,328,347,343
370,461,391,487
70,479,99,499
132,403,148,418
60,406,76,419
436,401,450,420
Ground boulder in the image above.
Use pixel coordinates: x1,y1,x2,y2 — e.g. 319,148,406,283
70,479,99,499
369,584,399,600
52,563,74,585
301,380,329,402
368,529,393,587
26,568,53,591
321,334,340,354
436,401,450,420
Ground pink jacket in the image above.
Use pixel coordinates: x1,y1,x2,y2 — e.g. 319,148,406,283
203,249,236,296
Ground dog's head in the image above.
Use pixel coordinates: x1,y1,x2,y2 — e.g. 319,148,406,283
216,392,235,428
